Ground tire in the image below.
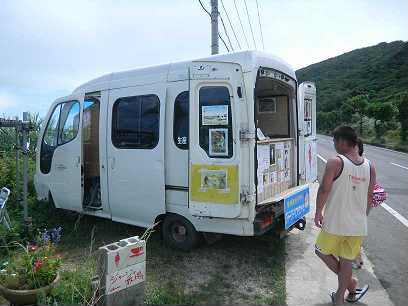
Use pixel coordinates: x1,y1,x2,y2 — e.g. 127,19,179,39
162,214,201,251
48,192,56,209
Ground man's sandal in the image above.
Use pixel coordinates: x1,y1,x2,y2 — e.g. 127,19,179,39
330,292,344,306
346,284,369,303
330,292,336,306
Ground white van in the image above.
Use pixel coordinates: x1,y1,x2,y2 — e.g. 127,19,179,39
34,51,317,250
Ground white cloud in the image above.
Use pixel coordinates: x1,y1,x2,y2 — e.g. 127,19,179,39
0,90,17,110
0,0,407,116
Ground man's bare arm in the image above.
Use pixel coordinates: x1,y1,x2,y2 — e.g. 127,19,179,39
367,161,376,215
314,157,342,228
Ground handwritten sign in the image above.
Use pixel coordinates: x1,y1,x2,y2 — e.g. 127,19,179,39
106,261,145,295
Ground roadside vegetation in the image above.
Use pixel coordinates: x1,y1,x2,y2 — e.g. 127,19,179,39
0,124,286,305
297,41,408,151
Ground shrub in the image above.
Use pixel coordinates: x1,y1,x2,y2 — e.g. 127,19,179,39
0,239,62,290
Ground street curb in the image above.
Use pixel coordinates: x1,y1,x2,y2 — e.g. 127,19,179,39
285,182,395,306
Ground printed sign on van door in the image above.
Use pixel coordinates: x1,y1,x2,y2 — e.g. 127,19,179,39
190,164,239,204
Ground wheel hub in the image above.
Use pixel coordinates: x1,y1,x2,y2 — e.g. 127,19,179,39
171,222,187,242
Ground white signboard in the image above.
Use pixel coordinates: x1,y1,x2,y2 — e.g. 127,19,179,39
106,261,145,295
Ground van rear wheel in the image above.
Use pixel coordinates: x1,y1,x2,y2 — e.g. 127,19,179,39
162,214,201,251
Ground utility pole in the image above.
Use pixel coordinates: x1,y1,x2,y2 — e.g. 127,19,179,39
210,0,219,55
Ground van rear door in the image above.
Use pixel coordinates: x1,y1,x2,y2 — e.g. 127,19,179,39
298,82,317,183
188,61,244,218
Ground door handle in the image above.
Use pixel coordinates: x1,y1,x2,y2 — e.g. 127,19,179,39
74,156,80,168
56,164,67,170
110,157,116,170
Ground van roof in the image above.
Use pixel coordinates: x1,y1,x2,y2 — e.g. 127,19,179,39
73,50,296,94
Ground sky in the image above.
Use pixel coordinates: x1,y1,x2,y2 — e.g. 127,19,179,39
1,0,407,117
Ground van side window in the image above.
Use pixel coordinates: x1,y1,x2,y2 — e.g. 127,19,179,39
173,91,189,150
58,101,80,145
199,86,233,158
112,95,160,149
40,104,62,174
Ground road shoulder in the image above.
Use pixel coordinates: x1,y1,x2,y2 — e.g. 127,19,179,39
285,182,394,306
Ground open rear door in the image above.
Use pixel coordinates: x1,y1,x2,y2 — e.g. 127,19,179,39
298,82,317,183
188,61,243,218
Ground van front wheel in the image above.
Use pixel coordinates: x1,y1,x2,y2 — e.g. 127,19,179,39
162,214,201,251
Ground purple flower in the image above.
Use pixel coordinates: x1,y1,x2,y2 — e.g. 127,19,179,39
41,227,63,245
50,227,62,244
42,231,51,244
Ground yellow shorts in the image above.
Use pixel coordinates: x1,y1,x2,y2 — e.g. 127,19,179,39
315,230,362,260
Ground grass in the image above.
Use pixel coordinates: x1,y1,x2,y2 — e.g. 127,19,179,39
0,197,287,305
0,154,287,305
144,233,286,305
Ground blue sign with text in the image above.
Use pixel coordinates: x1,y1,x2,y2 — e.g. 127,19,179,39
284,187,310,229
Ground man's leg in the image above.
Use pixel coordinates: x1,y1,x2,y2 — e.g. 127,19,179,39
315,250,357,292
315,250,339,273
335,257,353,304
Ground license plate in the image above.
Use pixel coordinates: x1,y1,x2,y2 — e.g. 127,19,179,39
284,187,310,229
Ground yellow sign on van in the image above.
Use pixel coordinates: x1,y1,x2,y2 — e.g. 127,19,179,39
190,164,239,204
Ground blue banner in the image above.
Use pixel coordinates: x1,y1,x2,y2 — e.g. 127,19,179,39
284,187,310,229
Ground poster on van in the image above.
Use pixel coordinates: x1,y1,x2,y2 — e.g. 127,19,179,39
199,169,228,192
209,128,228,156
202,105,228,125
190,164,239,204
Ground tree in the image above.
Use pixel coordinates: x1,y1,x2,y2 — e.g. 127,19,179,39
317,111,342,133
341,95,369,135
367,102,395,140
393,91,408,142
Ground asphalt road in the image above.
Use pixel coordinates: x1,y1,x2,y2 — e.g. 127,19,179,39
317,134,408,306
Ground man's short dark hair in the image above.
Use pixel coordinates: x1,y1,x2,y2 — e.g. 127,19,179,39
332,126,358,147
356,138,364,156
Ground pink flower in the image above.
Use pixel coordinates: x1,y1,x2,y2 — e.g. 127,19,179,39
33,260,43,273
28,245,38,252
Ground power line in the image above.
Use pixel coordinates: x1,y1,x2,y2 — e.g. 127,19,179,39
243,0,257,49
220,0,242,50
218,32,231,52
255,0,265,50
198,0,211,15
233,0,250,49
219,13,234,51
198,0,230,52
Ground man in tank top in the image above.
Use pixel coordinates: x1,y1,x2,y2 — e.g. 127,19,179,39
314,126,376,305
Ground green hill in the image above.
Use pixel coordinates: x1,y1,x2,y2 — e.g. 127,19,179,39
296,40,408,113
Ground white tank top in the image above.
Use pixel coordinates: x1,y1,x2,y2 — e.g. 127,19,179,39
322,154,371,236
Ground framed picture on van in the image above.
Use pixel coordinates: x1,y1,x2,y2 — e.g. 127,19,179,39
202,105,229,125
209,128,228,156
